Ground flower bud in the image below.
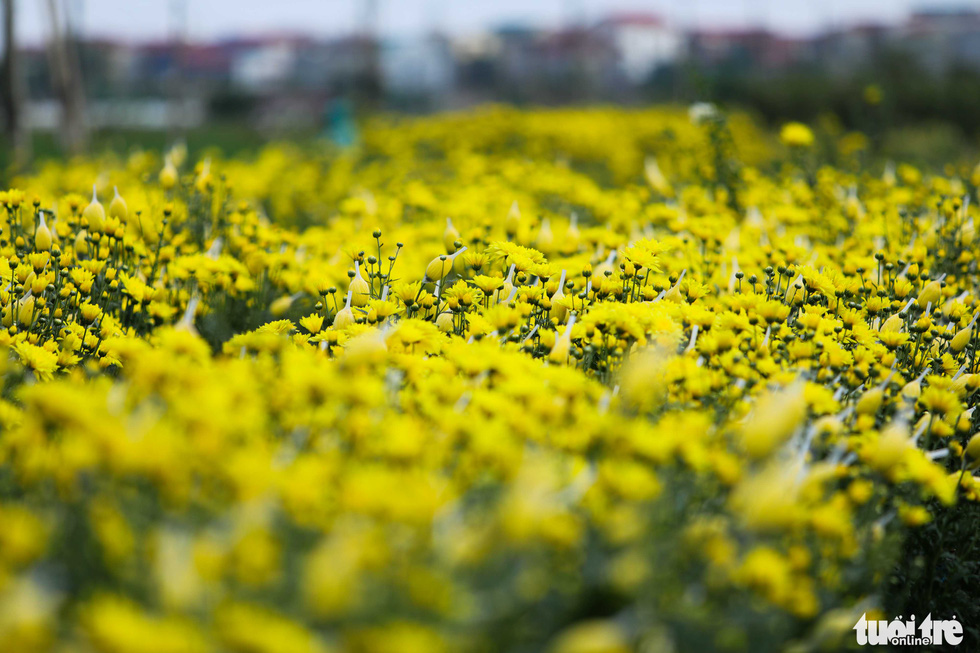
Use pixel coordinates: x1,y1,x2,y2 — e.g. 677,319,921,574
548,315,576,364
34,214,52,251
436,311,454,332
497,264,516,304
967,433,980,462
443,217,460,254
952,327,973,352
16,295,35,327
83,185,106,234
160,157,178,189
551,269,568,323
536,218,554,251
424,247,467,282
880,314,903,333
74,230,90,257
348,261,371,307
916,279,942,309
563,214,580,253
856,387,884,415
333,291,356,329
109,186,128,223
739,383,807,458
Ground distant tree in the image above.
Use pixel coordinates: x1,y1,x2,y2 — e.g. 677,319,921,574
1,0,30,167
45,0,87,154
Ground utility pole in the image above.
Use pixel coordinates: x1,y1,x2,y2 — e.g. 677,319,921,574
2,0,30,168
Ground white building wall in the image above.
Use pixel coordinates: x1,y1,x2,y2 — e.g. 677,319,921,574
614,25,681,83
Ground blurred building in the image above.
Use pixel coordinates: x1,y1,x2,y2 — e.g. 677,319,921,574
813,24,889,77
9,4,980,131
596,13,682,83
381,34,454,106
452,13,682,104
688,28,811,70
899,8,980,72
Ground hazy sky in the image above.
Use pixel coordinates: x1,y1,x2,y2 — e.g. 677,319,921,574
13,0,980,44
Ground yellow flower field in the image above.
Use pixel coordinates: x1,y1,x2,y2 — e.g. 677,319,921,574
0,106,978,651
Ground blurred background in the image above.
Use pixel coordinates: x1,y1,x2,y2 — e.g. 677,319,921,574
3,0,980,166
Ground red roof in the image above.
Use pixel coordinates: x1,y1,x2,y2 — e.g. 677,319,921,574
600,13,666,28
